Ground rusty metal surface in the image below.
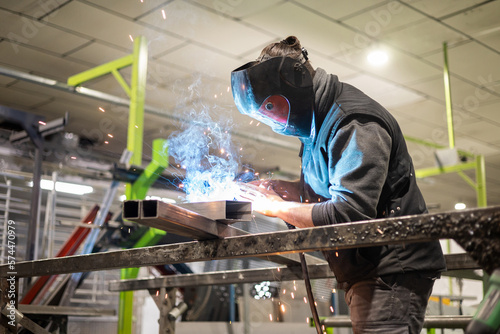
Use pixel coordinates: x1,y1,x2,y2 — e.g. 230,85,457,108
1,206,499,278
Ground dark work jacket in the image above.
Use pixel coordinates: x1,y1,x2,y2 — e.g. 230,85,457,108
301,70,447,284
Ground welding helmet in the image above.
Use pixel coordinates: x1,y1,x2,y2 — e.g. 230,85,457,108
231,56,314,138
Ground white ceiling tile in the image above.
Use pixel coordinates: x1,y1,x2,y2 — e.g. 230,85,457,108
476,32,500,53
390,99,448,129
311,54,358,78
343,2,425,36
407,75,499,117
139,0,272,57
295,0,387,20
475,100,500,123
65,42,129,66
46,1,184,52
157,43,242,81
456,120,500,145
338,45,441,84
84,0,169,19
400,0,486,18
344,74,425,108
382,19,468,56
0,10,91,54
0,41,88,80
0,1,42,15
443,1,500,36
190,0,283,19
424,41,500,88
242,2,359,57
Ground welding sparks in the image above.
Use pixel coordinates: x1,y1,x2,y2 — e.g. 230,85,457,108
70,156,76,160
291,292,295,299
303,297,308,304
282,289,286,294
161,9,166,19
156,290,159,297
107,134,113,138
129,35,134,42
104,141,109,144
330,306,334,313
99,107,105,112
280,304,285,313
38,121,46,125
269,314,273,321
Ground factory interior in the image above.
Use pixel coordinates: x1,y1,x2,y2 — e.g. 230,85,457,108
0,0,499,333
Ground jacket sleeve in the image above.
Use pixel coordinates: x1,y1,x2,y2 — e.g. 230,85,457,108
311,119,392,226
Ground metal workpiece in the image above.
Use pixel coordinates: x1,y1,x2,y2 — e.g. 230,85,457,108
108,253,477,292
177,200,252,223
1,205,499,278
123,199,249,240
123,199,321,266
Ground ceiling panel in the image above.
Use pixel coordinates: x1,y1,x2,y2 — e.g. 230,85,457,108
45,1,183,51
294,0,387,20
382,18,468,56
400,0,486,18
342,2,425,37
443,0,500,36
242,2,359,57
311,54,358,79
339,45,441,85
390,99,449,129
156,43,242,81
0,41,88,80
65,42,129,66
456,120,500,145
407,74,499,117
190,0,283,19
424,41,500,84
139,0,273,57
84,0,169,19
0,9,91,55
345,74,425,108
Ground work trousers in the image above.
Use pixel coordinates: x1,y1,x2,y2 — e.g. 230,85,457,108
343,272,436,334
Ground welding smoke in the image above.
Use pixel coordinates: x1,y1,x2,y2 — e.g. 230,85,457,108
169,82,240,202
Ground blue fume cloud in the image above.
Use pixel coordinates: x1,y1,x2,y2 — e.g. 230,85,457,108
169,103,240,202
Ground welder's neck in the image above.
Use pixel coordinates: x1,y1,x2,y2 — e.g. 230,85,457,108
312,68,337,128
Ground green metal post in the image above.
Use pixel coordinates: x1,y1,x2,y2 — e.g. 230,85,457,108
476,155,487,208
443,42,455,149
128,36,148,167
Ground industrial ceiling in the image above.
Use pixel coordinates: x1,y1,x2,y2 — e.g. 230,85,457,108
0,0,499,211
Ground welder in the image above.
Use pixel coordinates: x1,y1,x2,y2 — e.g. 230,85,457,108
231,36,446,334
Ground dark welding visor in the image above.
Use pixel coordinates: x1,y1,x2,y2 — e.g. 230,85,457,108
231,57,314,138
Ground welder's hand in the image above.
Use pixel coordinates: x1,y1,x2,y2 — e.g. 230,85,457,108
248,179,301,202
236,182,285,217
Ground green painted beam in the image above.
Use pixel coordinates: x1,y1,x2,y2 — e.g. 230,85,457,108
414,161,477,179
404,136,475,158
67,54,134,87
443,42,455,149
127,36,148,167
476,155,487,208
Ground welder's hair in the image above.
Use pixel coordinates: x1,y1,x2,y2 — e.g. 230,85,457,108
258,36,315,76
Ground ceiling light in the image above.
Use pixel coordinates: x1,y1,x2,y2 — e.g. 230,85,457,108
367,50,388,66
454,202,466,210
29,180,94,195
